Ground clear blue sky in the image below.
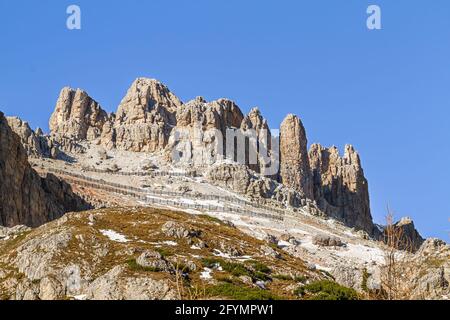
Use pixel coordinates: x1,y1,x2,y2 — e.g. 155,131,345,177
1,0,449,241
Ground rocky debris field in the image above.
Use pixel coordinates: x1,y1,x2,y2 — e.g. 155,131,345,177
0,207,352,300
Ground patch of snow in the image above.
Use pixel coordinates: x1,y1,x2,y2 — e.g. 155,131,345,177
191,245,202,250
73,294,88,300
278,240,293,248
212,249,252,261
200,268,213,280
333,243,385,265
100,229,129,243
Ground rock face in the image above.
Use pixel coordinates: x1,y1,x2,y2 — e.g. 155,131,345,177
279,115,314,199
0,112,91,227
7,116,62,159
383,217,425,252
49,87,112,142
240,107,272,175
114,78,182,152
308,144,373,234
167,96,244,165
206,163,316,209
45,78,386,236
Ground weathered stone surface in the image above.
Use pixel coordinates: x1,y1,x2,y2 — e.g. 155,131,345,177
240,107,272,175
279,114,313,199
114,78,181,152
0,112,91,227
136,250,173,272
308,143,373,234
312,234,346,247
161,221,199,239
167,96,244,165
206,163,311,208
49,87,112,142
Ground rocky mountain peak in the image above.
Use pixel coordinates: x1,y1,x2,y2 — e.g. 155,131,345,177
49,87,111,141
115,78,182,124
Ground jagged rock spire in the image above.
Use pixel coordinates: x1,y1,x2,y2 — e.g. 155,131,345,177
279,114,314,199
308,143,373,234
49,87,111,141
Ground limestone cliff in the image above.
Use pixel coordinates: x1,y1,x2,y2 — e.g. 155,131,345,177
308,143,373,234
279,114,314,199
0,112,91,227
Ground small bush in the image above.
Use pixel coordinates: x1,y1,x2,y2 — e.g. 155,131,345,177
155,247,173,257
361,268,371,292
126,259,160,272
207,283,279,300
201,257,221,268
249,261,271,274
296,280,359,300
294,275,307,283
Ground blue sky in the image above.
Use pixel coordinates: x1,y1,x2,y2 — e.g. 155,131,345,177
1,0,449,241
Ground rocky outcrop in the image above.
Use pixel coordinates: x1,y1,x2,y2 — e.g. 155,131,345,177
49,87,113,143
279,115,313,199
240,107,272,175
206,163,316,210
114,78,182,152
167,96,244,165
391,238,450,299
6,117,60,158
0,111,91,227
383,217,424,252
45,79,381,236
308,144,373,234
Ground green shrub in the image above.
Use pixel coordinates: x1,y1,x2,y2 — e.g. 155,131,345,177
249,261,271,274
294,275,307,283
201,257,221,268
126,259,160,272
297,280,359,300
155,247,173,257
207,283,279,300
361,268,371,292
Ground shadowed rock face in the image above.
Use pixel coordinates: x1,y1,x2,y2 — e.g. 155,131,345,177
383,217,425,252
308,143,373,234
0,112,91,227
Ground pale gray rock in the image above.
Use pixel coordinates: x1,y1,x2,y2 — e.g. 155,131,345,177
161,221,199,239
